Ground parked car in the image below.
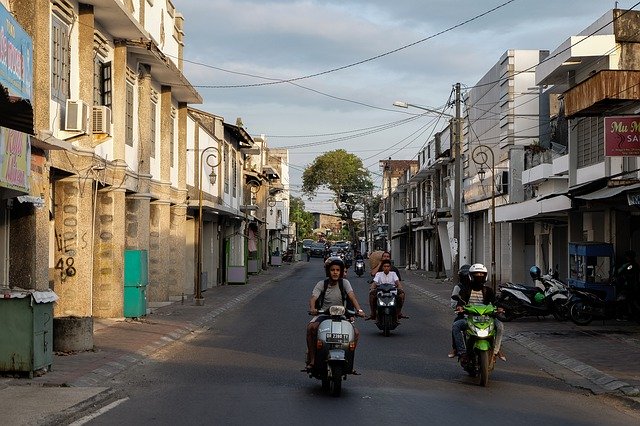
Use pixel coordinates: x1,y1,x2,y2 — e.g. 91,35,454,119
309,242,327,258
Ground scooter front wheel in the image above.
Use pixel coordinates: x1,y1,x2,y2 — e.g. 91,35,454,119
479,351,490,387
570,301,594,326
329,365,343,397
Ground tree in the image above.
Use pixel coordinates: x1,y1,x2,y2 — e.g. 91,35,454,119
302,150,373,246
289,196,314,239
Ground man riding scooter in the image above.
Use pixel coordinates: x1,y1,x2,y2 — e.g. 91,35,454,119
450,263,506,362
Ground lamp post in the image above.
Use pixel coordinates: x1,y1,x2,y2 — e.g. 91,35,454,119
471,144,496,291
196,146,220,305
394,91,461,284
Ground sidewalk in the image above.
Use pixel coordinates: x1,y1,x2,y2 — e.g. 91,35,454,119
403,269,640,403
0,262,304,426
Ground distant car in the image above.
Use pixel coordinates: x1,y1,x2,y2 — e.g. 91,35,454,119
302,239,314,252
309,242,327,258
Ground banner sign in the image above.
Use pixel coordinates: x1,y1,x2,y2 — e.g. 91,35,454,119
0,4,32,101
0,127,30,192
604,116,640,156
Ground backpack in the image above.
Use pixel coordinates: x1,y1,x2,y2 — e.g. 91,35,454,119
315,278,354,312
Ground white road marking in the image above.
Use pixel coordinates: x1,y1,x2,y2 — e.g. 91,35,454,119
68,397,130,425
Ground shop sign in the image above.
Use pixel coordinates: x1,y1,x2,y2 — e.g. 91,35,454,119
628,192,640,206
0,127,29,192
604,116,640,156
0,4,32,100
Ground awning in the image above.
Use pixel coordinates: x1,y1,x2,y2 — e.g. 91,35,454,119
575,182,640,200
0,88,33,135
495,195,571,222
31,130,74,151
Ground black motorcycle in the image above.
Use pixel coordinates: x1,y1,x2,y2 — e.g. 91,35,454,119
354,259,365,277
374,283,399,336
568,286,640,325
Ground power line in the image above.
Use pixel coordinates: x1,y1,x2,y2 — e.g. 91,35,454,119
182,0,519,89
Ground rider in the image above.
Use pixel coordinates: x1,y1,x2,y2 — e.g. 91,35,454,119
369,259,406,321
306,258,365,369
451,263,506,362
448,264,471,358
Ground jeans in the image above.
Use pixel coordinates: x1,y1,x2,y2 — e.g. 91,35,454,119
452,318,504,355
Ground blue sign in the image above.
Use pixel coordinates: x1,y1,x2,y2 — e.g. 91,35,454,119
0,4,32,101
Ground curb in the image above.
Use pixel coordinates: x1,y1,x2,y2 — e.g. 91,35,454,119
405,276,640,402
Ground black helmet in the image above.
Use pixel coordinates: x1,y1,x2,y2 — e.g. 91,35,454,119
529,266,541,280
325,258,345,277
458,264,471,285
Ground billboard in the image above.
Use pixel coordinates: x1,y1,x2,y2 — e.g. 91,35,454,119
604,115,640,156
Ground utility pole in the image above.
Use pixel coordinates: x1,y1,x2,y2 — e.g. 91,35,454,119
453,82,462,285
386,157,392,252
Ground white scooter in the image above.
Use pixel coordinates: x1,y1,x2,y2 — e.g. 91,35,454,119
305,305,358,397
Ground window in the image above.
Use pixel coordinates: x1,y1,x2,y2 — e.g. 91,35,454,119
232,150,237,197
125,82,134,146
576,117,604,168
150,101,157,158
93,59,112,107
51,15,70,102
170,109,176,167
224,144,229,194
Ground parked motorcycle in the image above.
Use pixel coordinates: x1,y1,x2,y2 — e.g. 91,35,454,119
495,266,569,322
453,296,497,387
568,287,640,325
374,283,399,336
305,305,358,396
354,259,365,277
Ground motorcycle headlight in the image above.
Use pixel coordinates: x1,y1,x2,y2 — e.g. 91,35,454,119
476,328,490,338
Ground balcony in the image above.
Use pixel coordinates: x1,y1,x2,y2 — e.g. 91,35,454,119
565,70,640,117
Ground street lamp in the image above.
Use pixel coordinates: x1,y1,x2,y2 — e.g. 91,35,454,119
394,90,462,285
471,144,496,291
196,146,221,305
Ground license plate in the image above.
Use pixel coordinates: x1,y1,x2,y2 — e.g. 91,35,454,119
325,333,349,343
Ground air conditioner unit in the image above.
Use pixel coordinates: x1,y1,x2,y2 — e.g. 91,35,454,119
92,106,112,135
64,99,88,132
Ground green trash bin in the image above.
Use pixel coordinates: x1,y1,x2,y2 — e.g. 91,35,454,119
124,249,148,317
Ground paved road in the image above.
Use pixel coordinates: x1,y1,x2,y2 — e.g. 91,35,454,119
0,259,640,424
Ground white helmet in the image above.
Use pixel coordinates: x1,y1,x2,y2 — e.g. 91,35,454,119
468,263,488,289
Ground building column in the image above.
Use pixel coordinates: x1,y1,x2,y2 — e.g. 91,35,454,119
148,201,171,302
93,187,126,318
50,177,95,351
169,204,187,298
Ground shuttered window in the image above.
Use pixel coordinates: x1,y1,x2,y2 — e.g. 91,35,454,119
51,16,70,102
576,117,604,168
125,83,134,146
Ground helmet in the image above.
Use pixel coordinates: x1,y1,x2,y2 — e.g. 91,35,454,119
325,258,345,277
468,263,488,290
458,264,471,285
529,266,541,281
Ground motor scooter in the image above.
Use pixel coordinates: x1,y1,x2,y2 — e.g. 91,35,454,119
495,266,569,321
452,296,497,387
354,259,365,277
305,305,358,397
374,283,399,336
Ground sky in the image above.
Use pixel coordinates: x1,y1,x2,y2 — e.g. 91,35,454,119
171,0,639,213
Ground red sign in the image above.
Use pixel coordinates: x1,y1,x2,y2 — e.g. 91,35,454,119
604,116,640,156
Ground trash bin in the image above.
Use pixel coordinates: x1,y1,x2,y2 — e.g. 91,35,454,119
124,249,148,317
0,290,57,377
